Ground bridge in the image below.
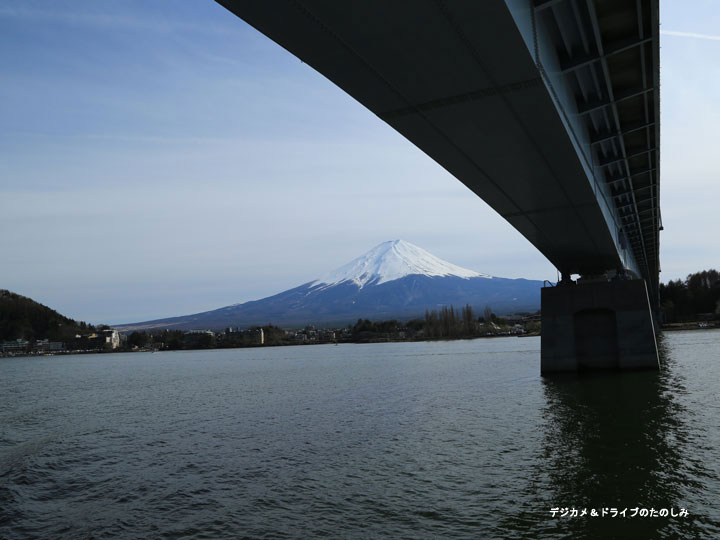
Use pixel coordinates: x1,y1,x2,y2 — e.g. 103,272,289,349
217,0,661,372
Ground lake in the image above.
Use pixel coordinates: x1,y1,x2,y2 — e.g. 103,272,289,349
1,331,719,539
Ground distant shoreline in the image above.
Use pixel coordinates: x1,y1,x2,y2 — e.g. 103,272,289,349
661,322,718,332
6,326,719,359
1,331,541,359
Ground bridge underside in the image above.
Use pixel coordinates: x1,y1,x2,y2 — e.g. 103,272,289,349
218,0,661,371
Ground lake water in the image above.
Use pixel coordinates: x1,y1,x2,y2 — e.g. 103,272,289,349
1,331,719,539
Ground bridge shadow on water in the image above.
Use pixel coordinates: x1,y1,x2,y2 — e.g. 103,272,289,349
498,334,719,540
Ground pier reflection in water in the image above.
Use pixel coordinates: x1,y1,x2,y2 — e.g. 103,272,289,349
502,333,720,539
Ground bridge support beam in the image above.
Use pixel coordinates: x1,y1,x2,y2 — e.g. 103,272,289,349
541,279,659,373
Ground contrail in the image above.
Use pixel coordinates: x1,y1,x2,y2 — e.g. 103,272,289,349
661,30,720,41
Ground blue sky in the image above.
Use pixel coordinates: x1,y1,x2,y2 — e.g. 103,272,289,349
1,1,718,323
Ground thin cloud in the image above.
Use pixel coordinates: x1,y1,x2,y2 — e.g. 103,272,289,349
0,5,236,36
661,30,720,41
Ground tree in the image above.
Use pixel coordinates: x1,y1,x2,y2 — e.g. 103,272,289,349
425,309,438,338
462,304,475,335
128,331,148,348
484,305,493,325
659,269,720,322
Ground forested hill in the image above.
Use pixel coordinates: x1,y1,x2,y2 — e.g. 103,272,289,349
660,269,720,322
0,290,94,341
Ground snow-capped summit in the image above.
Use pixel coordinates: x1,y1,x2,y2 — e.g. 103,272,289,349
313,239,490,288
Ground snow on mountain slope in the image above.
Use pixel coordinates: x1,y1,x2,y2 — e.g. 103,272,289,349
313,239,490,288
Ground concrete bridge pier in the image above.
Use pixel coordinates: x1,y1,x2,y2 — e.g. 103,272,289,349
541,279,659,374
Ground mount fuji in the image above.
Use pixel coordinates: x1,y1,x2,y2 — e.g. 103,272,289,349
116,240,543,331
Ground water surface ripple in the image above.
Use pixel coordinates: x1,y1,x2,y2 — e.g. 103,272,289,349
1,332,719,538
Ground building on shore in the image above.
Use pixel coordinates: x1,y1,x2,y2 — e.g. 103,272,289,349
1,339,29,354
34,339,64,352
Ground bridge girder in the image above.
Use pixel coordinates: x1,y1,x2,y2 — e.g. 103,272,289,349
217,0,660,299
